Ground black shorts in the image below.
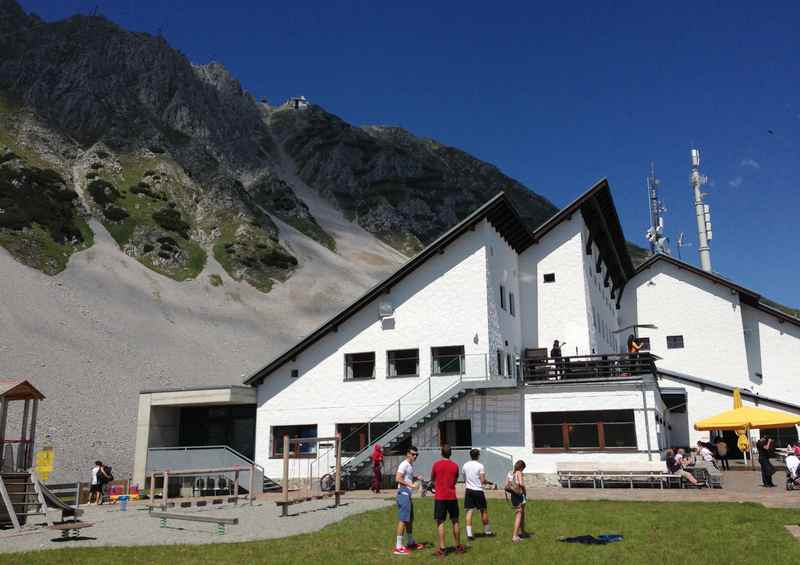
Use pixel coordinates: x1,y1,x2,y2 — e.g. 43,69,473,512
434,499,459,522
464,489,487,510
90,484,102,494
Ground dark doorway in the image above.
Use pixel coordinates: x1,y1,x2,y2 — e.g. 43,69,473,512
438,420,472,447
721,429,744,461
179,405,256,460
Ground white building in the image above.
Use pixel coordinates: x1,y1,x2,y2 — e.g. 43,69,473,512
132,180,800,486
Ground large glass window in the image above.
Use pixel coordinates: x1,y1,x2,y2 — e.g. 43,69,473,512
345,352,375,380
271,424,317,458
337,422,400,455
532,410,637,451
387,349,419,377
432,346,464,375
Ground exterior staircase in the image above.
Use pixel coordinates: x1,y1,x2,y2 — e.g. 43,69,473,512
0,472,46,530
342,374,517,478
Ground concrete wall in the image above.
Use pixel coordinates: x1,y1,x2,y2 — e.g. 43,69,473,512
628,261,749,382
408,383,662,474
254,223,493,477
519,216,591,354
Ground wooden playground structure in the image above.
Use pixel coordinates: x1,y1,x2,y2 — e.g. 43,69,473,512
277,433,344,517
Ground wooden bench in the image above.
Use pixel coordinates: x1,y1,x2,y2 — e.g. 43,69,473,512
556,461,684,489
48,521,93,540
148,510,238,535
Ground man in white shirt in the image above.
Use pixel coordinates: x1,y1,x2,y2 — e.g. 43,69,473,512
90,460,103,504
462,449,494,541
393,446,425,556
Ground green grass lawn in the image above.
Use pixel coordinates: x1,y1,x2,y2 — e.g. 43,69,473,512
6,499,800,565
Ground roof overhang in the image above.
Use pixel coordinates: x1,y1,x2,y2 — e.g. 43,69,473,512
532,179,634,290
635,254,800,328
244,192,533,385
139,385,256,407
0,380,45,401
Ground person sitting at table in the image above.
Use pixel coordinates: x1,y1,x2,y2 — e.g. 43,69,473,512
666,448,699,486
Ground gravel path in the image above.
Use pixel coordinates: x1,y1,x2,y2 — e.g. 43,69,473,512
0,498,392,554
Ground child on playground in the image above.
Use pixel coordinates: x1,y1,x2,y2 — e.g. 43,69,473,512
506,460,529,543
393,446,426,556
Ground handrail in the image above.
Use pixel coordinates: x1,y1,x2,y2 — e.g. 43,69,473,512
147,445,265,476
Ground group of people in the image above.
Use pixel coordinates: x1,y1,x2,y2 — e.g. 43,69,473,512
89,460,113,505
391,445,530,556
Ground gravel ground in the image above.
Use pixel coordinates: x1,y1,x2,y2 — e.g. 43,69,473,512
0,498,393,553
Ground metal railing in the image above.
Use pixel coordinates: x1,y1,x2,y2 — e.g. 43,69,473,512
303,353,519,476
522,352,658,383
146,445,266,494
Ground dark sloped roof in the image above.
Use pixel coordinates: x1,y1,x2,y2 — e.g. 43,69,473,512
532,179,634,290
244,193,534,385
635,254,800,327
244,181,635,385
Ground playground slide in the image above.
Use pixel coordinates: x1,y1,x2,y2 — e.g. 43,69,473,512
36,480,83,520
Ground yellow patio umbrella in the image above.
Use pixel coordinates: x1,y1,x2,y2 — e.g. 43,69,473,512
693,388,800,467
694,406,800,431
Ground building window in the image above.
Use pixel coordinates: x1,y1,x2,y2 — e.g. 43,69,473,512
497,349,504,376
336,422,398,455
509,293,515,316
506,353,512,378
271,424,317,458
637,337,651,351
387,349,419,377
345,352,375,380
666,335,685,349
500,285,506,310
543,273,556,283
432,346,465,375
290,369,299,378
531,410,637,451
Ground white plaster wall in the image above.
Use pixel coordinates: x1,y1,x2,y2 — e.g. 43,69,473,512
519,216,591,355
484,222,523,375
254,224,493,476
659,375,800,449
629,261,749,382
582,233,623,355
522,385,662,472
741,304,800,398
407,384,662,474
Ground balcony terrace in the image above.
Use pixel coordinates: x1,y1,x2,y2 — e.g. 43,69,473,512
521,352,659,384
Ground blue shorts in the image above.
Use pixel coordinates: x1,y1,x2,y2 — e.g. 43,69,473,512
396,487,414,523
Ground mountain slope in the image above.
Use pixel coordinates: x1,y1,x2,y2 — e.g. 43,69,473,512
0,0,568,481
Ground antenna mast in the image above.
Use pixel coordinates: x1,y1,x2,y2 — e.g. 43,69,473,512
690,148,712,272
645,162,670,255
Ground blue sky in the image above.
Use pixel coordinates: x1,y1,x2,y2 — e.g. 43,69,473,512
20,1,800,307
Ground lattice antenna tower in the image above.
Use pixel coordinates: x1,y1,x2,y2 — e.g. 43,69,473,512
645,162,670,255
690,148,712,272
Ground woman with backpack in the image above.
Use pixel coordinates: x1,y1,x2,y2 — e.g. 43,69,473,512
506,460,529,543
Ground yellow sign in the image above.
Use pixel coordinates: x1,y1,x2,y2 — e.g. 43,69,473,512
736,433,749,453
34,447,54,481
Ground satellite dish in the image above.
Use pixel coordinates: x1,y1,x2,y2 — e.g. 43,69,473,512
378,301,394,318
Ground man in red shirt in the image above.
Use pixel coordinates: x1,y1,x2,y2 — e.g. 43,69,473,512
430,444,464,556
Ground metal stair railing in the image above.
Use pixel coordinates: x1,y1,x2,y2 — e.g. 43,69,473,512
340,368,516,474
146,445,269,494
